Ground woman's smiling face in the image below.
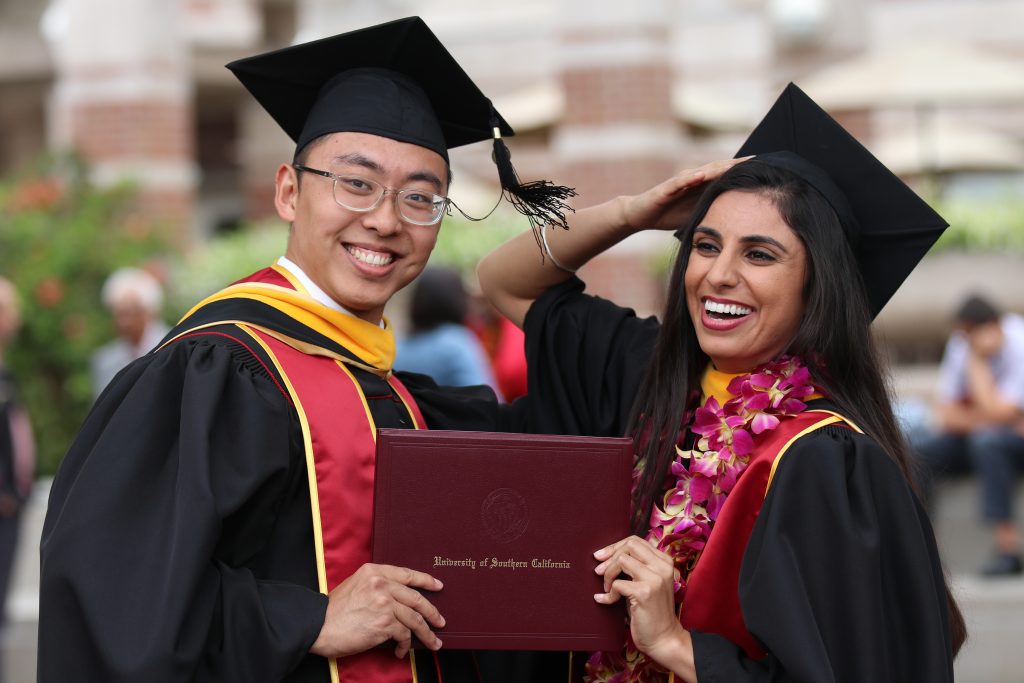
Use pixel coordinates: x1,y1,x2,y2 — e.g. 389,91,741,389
684,190,808,374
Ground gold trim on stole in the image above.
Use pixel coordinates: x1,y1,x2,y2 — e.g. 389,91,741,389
237,325,417,683
163,317,428,682
271,263,309,294
765,410,865,493
179,283,396,371
235,324,341,683
159,319,387,377
666,411,864,682
387,376,422,430
328,359,419,681
334,360,378,440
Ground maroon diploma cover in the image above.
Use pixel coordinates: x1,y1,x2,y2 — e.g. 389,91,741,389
372,429,633,650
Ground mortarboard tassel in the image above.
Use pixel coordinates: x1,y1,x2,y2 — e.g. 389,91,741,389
489,107,577,257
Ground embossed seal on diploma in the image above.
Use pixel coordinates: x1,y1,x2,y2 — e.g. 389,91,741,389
481,488,529,543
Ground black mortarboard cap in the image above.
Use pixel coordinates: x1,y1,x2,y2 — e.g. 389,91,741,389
226,16,575,232
735,83,947,317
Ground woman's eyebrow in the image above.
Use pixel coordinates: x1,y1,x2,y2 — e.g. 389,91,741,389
694,226,720,239
694,226,789,253
740,234,789,253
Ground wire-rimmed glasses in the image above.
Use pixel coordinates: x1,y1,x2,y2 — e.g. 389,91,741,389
293,164,449,226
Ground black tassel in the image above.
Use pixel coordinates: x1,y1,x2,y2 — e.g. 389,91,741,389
489,107,577,256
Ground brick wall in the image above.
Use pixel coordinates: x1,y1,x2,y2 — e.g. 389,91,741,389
554,10,683,317
47,0,197,243
70,102,193,161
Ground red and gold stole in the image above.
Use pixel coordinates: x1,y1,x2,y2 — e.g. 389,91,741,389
679,368,860,662
170,265,425,683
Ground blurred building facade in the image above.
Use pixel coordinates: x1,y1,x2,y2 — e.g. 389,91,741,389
2,0,1023,359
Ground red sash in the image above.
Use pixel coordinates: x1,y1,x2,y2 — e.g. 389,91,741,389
178,267,428,683
248,328,425,682
680,410,850,659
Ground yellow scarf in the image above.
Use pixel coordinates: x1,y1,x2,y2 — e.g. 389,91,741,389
701,363,824,406
701,365,742,407
179,279,396,372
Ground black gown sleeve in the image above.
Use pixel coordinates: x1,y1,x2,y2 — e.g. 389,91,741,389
39,337,327,682
522,277,661,436
691,426,954,683
396,370,529,434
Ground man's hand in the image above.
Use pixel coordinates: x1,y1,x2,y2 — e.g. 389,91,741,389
310,563,445,660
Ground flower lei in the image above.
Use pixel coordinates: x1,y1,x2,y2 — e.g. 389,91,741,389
585,356,815,683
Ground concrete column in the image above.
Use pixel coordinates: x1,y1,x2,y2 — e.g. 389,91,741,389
553,0,683,316
554,0,684,202
45,0,197,242
239,97,291,221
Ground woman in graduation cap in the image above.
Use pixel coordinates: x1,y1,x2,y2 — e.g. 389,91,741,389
478,84,966,682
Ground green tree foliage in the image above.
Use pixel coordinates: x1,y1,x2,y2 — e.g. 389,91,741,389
430,208,530,275
167,222,289,316
166,208,531,314
933,197,1024,251
0,154,174,476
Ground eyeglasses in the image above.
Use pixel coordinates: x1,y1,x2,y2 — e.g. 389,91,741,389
293,164,449,226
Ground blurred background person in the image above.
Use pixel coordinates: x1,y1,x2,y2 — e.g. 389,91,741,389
467,295,529,403
0,276,35,682
913,293,1024,577
395,266,500,394
89,267,170,399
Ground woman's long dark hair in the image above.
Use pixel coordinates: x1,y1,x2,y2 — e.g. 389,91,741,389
626,159,966,654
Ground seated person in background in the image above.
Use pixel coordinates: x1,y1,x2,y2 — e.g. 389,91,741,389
915,293,1024,577
396,265,500,393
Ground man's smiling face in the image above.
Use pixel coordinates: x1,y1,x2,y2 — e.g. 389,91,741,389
276,131,447,324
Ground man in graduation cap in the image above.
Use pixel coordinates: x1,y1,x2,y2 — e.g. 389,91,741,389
479,84,964,681
38,16,574,683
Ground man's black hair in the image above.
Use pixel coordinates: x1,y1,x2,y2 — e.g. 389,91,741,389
955,294,1001,327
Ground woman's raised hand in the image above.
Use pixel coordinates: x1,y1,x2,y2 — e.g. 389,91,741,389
621,157,751,233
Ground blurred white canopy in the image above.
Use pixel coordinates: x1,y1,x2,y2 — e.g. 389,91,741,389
672,82,755,131
873,119,1024,175
493,80,564,132
801,41,1024,109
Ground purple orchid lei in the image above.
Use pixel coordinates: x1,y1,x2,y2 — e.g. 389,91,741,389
585,356,815,683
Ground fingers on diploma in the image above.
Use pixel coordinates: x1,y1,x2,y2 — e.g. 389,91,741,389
392,583,447,629
593,534,642,567
593,537,677,603
382,564,444,591
377,564,447,651
393,603,444,654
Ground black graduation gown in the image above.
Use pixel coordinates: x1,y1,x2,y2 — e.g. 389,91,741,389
522,278,955,683
38,305,522,682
